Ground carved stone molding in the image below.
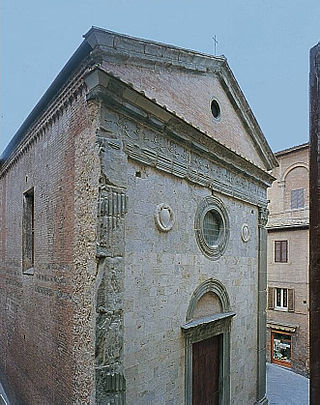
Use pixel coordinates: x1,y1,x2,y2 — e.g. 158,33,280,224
183,279,234,405
194,196,230,260
241,223,250,242
186,278,231,321
258,207,269,228
95,143,128,403
98,109,269,208
154,203,175,232
97,185,127,258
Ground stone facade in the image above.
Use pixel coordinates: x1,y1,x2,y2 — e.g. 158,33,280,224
266,143,309,376
0,27,277,404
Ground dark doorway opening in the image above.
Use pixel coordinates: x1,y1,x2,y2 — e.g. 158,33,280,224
192,334,221,405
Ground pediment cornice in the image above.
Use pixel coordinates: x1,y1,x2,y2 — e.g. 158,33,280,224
85,67,275,207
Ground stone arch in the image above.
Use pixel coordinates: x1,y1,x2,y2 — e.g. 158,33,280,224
186,278,230,321
282,163,309,210
182,279,234,404
281,162,309,182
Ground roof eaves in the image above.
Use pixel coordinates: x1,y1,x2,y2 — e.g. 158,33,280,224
275,142,309,157
220,61,278,170
93,66,275,184
0,39,93,163
84,26,227,63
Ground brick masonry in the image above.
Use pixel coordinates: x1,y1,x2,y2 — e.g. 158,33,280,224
266,143,309,376
0,28,277,404
0,75,99,404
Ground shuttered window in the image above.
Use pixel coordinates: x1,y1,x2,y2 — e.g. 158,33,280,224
268,287,294,312
290,188,305,209
268,287,275,310
274,241,288,263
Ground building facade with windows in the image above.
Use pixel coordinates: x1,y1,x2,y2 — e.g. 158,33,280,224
0,28,277,404
266,143,309,376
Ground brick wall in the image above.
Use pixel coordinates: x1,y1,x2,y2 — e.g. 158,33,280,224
0,81,99,404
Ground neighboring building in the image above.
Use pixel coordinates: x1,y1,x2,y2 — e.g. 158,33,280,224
309,41,320,403
0,27,277,404
266,143,309,376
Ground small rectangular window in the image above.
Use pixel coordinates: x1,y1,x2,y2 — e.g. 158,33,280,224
275,288,288,310
22,188,35,274
268,287,294,312
274,241,288,263
290,188,305,209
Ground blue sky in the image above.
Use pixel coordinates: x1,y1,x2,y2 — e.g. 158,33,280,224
1,0,319,155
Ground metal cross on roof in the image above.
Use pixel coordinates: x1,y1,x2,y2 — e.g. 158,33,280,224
212,35,218,56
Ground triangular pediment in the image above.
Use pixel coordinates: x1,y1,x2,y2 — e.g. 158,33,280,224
84,27,277,171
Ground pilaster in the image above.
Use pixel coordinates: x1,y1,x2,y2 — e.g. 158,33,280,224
256,207,269,404
89,85,129,404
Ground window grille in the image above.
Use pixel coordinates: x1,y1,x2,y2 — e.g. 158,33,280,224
290,188,305,209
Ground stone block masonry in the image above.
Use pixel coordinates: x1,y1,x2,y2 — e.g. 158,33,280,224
0,27,277,405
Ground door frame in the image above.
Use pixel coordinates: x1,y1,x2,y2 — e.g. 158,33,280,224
192,334,221,404
182,279,235,405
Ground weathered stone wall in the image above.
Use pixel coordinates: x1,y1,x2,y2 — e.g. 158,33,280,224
89,97,268,403
123,160,259,404
0,79,99,404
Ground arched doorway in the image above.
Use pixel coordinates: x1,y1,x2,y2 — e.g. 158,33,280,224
181,279,235,405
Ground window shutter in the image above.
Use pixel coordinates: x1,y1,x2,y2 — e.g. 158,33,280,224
288,289,294,312
282,241,288,263
275,242,281,262
268,287,275,310
275,241,288,262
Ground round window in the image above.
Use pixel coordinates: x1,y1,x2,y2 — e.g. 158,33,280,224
211,99,221,120
194,196,229,259
203,210,223,246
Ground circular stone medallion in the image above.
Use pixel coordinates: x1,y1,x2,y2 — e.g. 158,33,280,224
194,196,230,259
155,204,175,232
241,223,250,242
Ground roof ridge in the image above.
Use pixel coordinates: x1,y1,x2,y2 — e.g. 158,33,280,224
84,26,227,62
275,142,309,156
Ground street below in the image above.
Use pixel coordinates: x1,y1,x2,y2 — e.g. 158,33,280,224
267,362,309,404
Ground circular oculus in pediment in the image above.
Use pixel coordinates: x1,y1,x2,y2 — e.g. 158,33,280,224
211,99,221,120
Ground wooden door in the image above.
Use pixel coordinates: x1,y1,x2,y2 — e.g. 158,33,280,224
192,334,220,405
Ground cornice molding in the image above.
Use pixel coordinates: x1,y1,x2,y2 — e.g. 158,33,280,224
84,27,277,171
85,68,274,209
0,65,89,176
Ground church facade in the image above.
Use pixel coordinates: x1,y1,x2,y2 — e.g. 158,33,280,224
0,28,276,404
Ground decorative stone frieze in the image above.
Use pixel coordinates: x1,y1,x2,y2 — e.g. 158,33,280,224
98,108,269,208
95,134,128,404
258,207,269,228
